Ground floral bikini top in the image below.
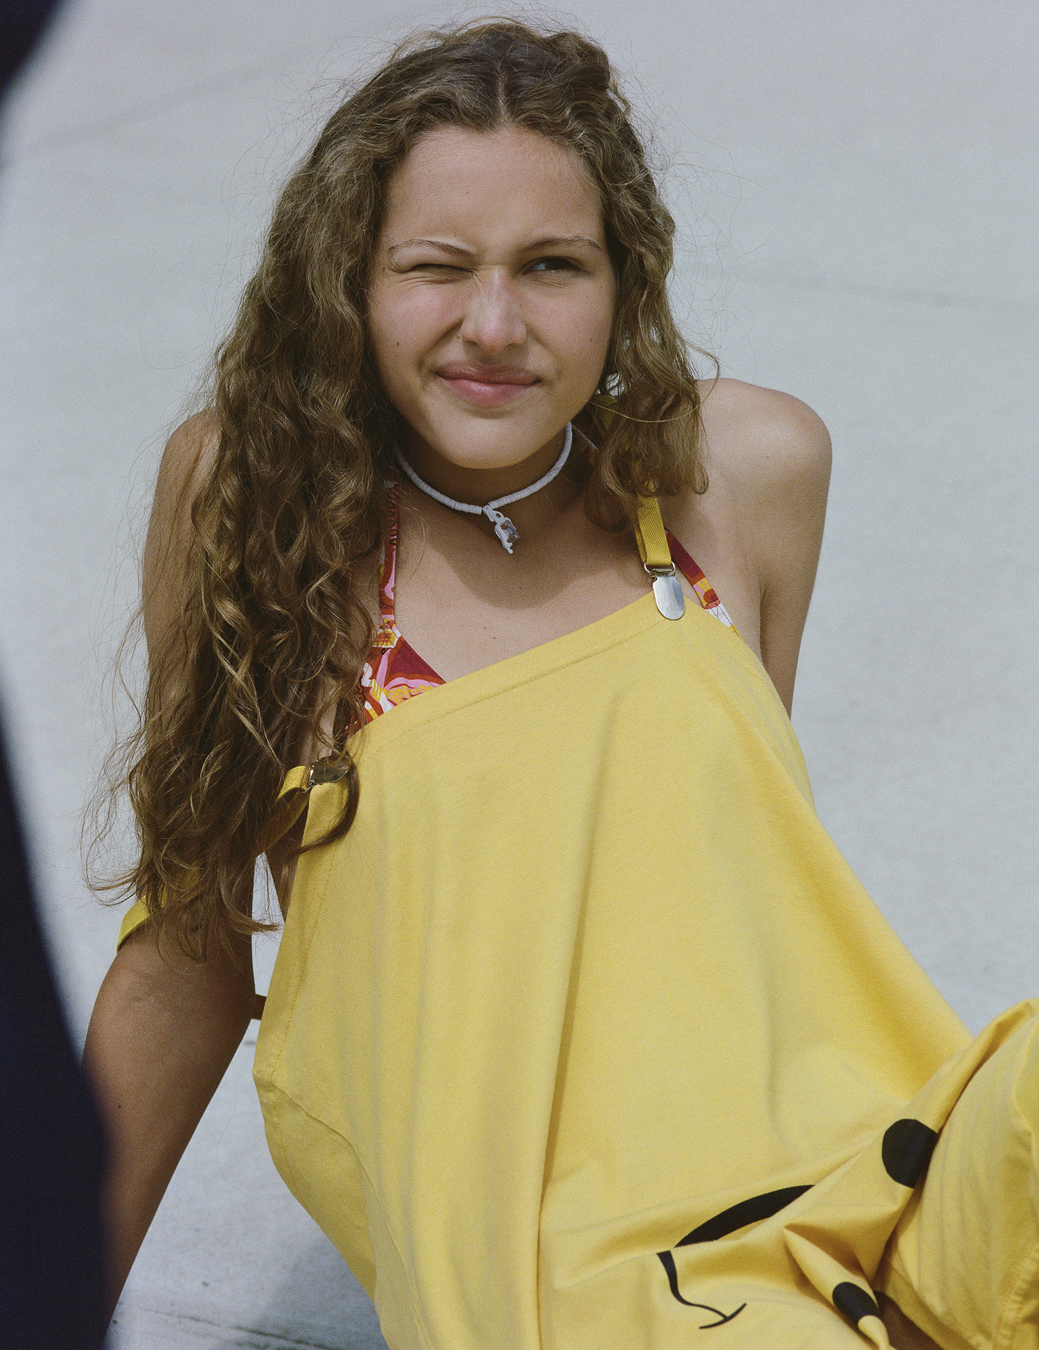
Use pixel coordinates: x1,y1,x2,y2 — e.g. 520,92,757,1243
359,479,735,725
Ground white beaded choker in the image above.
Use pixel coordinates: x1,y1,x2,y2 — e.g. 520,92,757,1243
394,424,573,554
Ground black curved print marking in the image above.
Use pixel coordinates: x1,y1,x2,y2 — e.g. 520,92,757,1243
881,1119,939,1187
659,1185,812,1322
676,1185,812,1246
832,1282,881,1326
656,1252,746,1328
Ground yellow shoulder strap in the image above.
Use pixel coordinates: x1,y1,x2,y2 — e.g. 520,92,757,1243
635,496,685,621
253,760,345,856
254,760,350,1021
119,762,336,1020
634,494,673,570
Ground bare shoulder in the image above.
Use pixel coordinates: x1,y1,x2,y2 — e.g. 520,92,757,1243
150,408,220,519
671,378,831,713
143,409,220,658
694,378,830,588
697,376,831,504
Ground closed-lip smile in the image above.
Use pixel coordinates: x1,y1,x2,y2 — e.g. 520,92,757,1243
436,362,540,407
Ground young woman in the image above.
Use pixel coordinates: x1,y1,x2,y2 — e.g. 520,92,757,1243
85,21,1038,1350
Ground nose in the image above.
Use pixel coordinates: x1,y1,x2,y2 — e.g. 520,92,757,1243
458,270,526,354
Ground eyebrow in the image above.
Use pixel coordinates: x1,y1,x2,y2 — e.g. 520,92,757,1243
386,235,605,260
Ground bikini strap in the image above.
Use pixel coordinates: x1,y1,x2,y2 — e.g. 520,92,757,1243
377,479,402,629
635,496,685,621
265,499,683,849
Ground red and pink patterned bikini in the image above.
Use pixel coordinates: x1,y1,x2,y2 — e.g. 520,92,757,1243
359,479,735,725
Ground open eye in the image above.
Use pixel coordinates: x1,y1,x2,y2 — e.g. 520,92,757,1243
528,256,581,275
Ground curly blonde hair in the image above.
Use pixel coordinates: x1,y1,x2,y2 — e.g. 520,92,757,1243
107,18,708,959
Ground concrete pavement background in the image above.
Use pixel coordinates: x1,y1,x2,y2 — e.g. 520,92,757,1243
0,1,1036,1345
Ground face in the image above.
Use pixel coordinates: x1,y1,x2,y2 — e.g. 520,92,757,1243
367,124,616,496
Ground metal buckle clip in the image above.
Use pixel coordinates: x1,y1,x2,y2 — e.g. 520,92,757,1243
307,759,351,789
645,563,685,621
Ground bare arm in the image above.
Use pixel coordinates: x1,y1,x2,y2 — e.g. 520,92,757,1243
695,379,832,713
748,395,831,712
83,924,253,1315
84,412,255,1314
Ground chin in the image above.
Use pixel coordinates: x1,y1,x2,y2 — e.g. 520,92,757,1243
415,420,564,474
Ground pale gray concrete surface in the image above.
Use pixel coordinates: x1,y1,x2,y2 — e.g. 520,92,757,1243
0,1,1036,1345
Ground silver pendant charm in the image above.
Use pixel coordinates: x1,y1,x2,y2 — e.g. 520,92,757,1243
395,426,572,557
486,508,520,554
647,566,685,621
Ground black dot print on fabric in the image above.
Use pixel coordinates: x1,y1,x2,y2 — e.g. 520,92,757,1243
833,1283,881,1325
881,1118,939,1187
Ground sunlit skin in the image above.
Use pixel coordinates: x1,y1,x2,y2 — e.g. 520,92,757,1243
363,122,830,708
83,71,836,1341
367,124,617,505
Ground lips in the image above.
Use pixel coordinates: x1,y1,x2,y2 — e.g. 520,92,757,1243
436,363,539,408
438,363,538,385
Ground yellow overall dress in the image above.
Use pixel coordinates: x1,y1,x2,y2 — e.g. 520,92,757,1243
126,501,1039,1347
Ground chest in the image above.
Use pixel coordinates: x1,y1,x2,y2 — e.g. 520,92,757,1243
393,540,650,683
390,494,761,683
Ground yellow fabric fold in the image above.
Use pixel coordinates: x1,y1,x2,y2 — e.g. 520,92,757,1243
251,589,1025,1348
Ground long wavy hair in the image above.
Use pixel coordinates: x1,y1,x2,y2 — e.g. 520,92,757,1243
104,18,710,959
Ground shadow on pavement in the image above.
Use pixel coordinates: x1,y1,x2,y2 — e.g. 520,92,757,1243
212,1235,388,1350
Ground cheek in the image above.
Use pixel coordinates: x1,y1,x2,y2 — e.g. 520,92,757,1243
368,305,419,398
366,290,395,379
551,297,614,374
369,287,458,377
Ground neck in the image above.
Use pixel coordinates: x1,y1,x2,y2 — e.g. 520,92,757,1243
396,425,579,552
